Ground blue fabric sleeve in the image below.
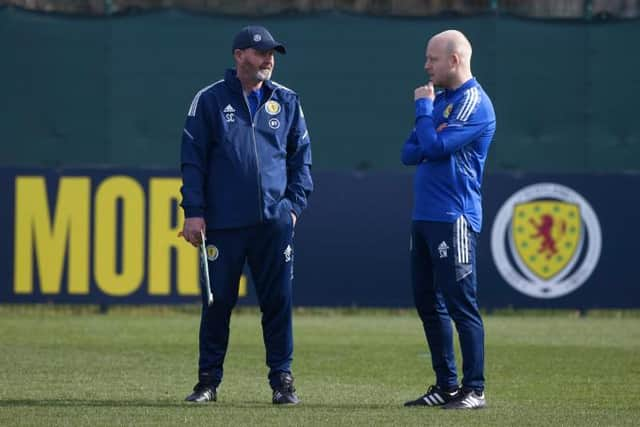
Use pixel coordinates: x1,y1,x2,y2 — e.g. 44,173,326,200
414,97,489,159
401,129,423,165
285,99,313,217
180,95,213,218
415,97,433,117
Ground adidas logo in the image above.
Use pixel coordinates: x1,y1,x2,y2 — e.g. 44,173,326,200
438,241,449,258
223,104,236,113
458,392,485,409
284,245,293,263
421,392,445,406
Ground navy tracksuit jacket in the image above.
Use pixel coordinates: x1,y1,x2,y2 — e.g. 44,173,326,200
180,69,312,389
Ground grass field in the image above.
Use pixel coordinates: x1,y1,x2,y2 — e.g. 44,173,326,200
1,307,639,426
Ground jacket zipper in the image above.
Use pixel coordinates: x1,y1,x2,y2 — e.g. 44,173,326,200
243,89,277,223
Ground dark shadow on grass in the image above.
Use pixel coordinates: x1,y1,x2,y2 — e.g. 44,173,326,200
0,399,391,410
0,399,203,408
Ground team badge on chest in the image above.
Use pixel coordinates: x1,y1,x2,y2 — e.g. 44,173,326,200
265,100,281,115
443,103,453,119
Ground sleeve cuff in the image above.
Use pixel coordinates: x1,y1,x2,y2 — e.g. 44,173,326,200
283,197,303,218
184,207,204,218
415,98,433,118
290,204,302,218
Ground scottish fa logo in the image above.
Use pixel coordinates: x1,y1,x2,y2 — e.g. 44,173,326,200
265,100,281,115
443,103,453,119
206,245,219,261
491,183,602,299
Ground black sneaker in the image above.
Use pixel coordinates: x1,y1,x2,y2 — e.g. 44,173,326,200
442,388,486,409
404,385,460,407
185,382,216,403
272,372,300,405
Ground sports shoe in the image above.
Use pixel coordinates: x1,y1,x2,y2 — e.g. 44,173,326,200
404,385,461,407
272,372,300,405
442,388,486,409
185,382,216,403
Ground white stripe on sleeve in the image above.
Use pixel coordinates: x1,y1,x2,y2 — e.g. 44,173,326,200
458,87,480,122
455,90,472,121
456,217,462,263
187,80,223,117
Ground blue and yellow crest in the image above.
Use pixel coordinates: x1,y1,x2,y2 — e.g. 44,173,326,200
206,244,219,261
511,201,581,280
265,100,281,115
443,103,454,119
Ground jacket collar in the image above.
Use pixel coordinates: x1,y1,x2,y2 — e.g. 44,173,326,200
445,77,477,96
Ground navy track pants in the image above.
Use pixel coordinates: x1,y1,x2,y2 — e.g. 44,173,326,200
197,208,295,390
410,217,485,392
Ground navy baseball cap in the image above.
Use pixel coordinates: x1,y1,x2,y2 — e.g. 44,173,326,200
232,25,286,54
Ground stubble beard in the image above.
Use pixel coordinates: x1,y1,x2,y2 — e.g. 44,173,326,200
256,68,272,81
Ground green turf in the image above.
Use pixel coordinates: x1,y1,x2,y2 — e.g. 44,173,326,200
0,308,639,426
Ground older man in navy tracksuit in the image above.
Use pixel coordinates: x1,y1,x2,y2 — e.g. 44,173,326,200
402,30,495,410
179,26,312,405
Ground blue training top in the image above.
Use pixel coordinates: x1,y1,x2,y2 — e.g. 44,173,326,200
401,77,496,232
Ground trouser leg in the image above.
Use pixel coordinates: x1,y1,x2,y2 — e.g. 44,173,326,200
411,221,458,390
248,209,295,389
198,228,247,387
432,217,485,392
